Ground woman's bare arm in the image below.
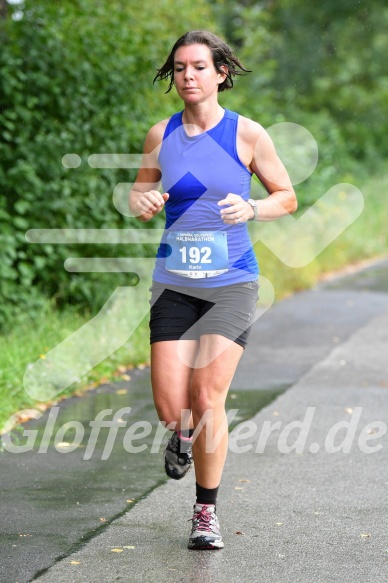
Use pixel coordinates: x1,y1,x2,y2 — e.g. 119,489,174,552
219,116,297,224
129,120,169,222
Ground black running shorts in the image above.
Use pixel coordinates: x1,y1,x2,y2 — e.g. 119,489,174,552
149,280,259,349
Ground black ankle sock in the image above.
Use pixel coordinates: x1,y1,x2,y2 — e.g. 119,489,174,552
196,482,219,506
179,429,194,439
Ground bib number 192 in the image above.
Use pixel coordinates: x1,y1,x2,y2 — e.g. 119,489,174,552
165,231,228,278
179,246,212,264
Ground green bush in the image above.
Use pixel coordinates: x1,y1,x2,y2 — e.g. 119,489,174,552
0,0,214,330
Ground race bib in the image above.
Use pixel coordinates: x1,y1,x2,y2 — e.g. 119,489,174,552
165,231,228,278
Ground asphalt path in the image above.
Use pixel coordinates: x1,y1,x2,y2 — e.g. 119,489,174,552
1,258,388,583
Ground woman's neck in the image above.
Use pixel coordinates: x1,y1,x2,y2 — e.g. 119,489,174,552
182,103,225,134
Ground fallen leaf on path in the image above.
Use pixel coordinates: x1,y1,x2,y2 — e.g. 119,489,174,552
15,412,35,423
344,408,353,414
275,522,284,526
123,546,135,549
239,479,251,483
116,389,128,395
360,533,371,538
99,518,106,522
126,499,134,503
235,531,244,535
121,374,131,381
70,561,80,564
111,548,123,553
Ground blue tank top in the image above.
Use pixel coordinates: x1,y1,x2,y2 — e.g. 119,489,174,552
152,108,259,287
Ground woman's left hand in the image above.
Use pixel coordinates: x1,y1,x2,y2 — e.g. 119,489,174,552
218,193,254,224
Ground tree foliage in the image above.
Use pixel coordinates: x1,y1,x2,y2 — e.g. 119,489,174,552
229,0,388,158
0,0,215,328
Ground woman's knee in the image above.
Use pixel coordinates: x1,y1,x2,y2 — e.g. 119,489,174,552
190,381,225,420
155,402,191,429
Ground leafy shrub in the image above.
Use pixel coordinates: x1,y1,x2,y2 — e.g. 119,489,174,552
0,0,214,330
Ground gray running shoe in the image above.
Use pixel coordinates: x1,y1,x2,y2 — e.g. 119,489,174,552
164,431,193,480
188,504,224,550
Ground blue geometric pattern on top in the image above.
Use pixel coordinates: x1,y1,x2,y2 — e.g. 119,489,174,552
165,172,207,229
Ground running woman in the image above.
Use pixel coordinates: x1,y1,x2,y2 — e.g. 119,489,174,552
129,30,297,550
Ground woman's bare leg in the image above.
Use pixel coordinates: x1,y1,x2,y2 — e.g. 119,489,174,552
190,334,244,488
151,339,198,429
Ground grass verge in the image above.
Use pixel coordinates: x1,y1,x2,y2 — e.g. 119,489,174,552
0,305,150,431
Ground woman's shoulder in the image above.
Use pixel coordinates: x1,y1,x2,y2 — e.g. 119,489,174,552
145,110,184,152
144,118,167,147
236,113,266,144
143,116,174,153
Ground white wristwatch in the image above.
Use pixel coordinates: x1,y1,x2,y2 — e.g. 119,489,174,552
247,199,259,221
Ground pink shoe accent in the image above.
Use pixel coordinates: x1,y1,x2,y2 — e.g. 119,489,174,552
177,430,193,442
192,505,215,532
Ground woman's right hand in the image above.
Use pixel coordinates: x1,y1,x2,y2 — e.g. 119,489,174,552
132,190,169,221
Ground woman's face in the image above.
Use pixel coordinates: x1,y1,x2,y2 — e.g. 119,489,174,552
173,43,226,104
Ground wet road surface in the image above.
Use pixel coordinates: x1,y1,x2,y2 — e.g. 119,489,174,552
1,257,388,582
